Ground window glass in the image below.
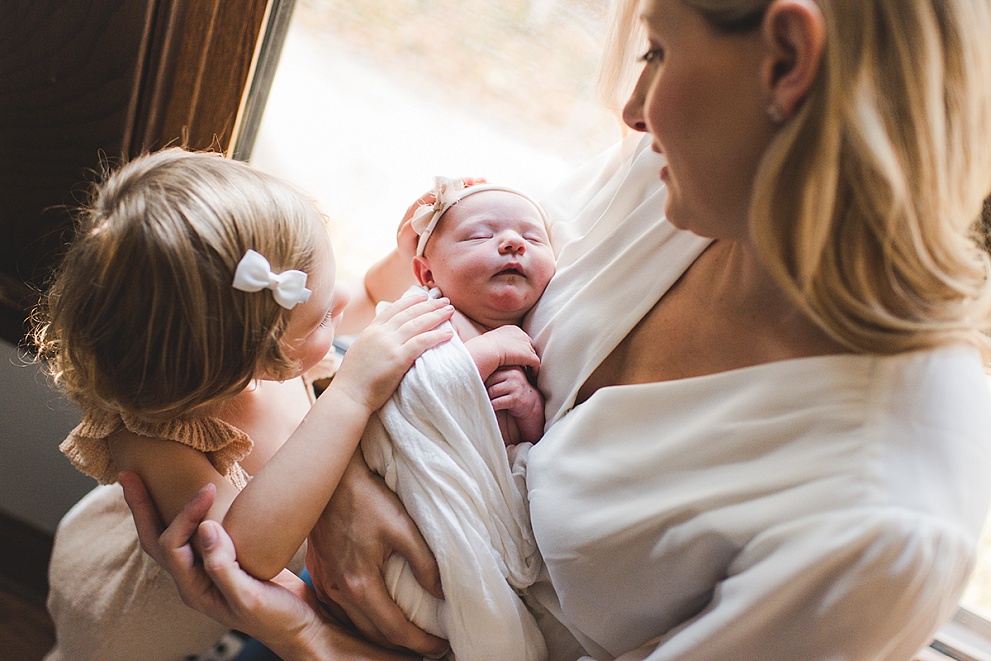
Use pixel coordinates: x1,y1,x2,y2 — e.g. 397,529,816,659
250,0,622,279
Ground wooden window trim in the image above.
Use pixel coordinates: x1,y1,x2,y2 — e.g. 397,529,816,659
0,0,293,346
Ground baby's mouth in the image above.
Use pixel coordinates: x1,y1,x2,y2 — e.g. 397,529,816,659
496,265,525,277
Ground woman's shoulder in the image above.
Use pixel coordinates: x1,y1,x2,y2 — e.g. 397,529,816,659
863,345,991,532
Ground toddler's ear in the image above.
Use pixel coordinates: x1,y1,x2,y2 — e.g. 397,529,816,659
411,256,434,287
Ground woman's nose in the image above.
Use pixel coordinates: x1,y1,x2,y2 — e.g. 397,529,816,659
622,70,650,133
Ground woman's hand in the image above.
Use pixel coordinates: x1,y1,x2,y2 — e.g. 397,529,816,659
119,471,413,660
305,452,450,658
330,293,454,414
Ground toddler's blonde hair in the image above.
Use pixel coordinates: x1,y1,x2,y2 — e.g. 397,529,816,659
32,149,330,421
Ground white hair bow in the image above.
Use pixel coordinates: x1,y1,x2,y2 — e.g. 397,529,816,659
232,249,312,310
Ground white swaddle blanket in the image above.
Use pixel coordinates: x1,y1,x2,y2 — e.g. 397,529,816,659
360,288,546,661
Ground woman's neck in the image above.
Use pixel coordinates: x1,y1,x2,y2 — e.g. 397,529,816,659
707,239,849,355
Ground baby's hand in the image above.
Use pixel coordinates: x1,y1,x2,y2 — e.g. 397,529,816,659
487,367,545,445
487,368,542,418
464,325,540,382
330,293,454,413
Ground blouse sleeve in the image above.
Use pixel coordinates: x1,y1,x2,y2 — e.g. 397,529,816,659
622,509,977,661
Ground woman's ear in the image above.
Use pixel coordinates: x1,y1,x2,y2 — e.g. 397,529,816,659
762,0,826,121
411,256,434,287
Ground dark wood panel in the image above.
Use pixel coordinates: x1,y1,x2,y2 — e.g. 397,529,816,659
0,0,275,346
0,0,157,341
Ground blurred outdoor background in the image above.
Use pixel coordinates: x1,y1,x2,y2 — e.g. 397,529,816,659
248,0,991,622
250,0,623,279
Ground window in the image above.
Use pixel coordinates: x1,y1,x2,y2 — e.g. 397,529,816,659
248,0,623,279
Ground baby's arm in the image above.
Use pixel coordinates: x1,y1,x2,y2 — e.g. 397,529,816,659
463,325,544,445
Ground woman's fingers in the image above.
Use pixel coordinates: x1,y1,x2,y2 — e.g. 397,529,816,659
196,520,258,613
119,470,166,562
120,471,215,566
158,483,216,555
329,578,449,657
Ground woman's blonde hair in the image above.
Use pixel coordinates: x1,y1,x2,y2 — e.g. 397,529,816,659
604,0,991,353
31,149,330,421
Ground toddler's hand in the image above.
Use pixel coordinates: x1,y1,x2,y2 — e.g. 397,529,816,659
330,293,454,413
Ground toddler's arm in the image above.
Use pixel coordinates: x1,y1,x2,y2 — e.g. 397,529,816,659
223,293,454,580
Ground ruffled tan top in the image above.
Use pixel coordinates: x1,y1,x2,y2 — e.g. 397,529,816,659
60,409,253,489
59,349,343,491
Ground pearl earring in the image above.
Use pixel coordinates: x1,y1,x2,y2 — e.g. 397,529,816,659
767,102,785,124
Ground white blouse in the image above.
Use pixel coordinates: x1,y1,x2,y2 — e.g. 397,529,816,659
522,134,991,660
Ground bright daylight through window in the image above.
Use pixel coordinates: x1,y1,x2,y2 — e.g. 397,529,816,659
250,0,620,280
248,0,991,632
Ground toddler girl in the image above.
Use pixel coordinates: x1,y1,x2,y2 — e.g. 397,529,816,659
32,148,453,661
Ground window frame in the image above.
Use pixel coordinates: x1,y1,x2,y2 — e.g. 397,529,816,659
0,0,292,345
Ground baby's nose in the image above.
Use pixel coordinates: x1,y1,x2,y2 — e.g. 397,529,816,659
500,233,526,254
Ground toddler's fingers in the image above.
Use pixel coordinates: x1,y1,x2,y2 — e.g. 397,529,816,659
397,326,455,362
372,291,433,323
377,296,453,333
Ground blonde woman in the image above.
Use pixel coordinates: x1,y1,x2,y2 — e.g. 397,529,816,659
126,1,991,659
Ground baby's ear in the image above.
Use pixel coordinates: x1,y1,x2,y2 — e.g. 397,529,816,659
411,256,434,287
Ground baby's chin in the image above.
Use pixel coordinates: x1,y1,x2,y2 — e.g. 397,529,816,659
469,301,538,328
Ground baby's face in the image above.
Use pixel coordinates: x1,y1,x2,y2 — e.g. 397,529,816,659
415,190,555,328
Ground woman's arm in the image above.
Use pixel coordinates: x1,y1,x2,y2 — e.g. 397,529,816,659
118,472,414,661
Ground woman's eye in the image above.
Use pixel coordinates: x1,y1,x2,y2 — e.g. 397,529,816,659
640,48,665,64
